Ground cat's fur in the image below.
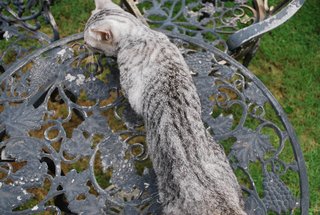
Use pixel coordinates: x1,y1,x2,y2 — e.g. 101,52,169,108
84,1,246,214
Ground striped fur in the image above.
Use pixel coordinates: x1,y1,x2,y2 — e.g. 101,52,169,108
84,1,246,214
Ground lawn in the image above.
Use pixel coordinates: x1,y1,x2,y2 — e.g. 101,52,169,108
249,0,320,213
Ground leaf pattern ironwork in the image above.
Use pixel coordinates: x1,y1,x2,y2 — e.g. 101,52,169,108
0,34,306,214
136,0,257,51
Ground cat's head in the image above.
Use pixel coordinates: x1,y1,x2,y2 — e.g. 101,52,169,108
84,0,139,56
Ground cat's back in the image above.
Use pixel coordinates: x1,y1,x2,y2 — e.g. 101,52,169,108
117,31,194,115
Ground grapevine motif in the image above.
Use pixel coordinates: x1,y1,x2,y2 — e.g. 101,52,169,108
137,0,256,52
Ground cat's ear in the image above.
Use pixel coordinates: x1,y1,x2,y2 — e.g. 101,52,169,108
95,0,106,10
95,0,115,10
91,26,113,42
94,0,122,12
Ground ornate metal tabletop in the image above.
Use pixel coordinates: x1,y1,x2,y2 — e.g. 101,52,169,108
0,0,308,214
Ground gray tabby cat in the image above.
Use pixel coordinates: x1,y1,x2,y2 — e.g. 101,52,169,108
84,0,246,214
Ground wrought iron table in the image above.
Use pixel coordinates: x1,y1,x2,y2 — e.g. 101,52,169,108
0,0,308,214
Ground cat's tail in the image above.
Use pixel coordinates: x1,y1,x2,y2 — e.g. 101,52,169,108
144,100,246,215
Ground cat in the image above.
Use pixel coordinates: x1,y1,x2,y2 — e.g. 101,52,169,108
84,1,246,214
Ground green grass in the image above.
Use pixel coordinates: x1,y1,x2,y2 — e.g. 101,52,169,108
49,0,94,37
249,0,320,213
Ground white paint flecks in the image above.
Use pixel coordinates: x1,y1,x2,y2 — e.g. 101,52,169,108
57,48,74,61
31,205,39,211
3,31,10,40
57,49,67,56
65,74,76,82
144,182,150,188
76,74,86,85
